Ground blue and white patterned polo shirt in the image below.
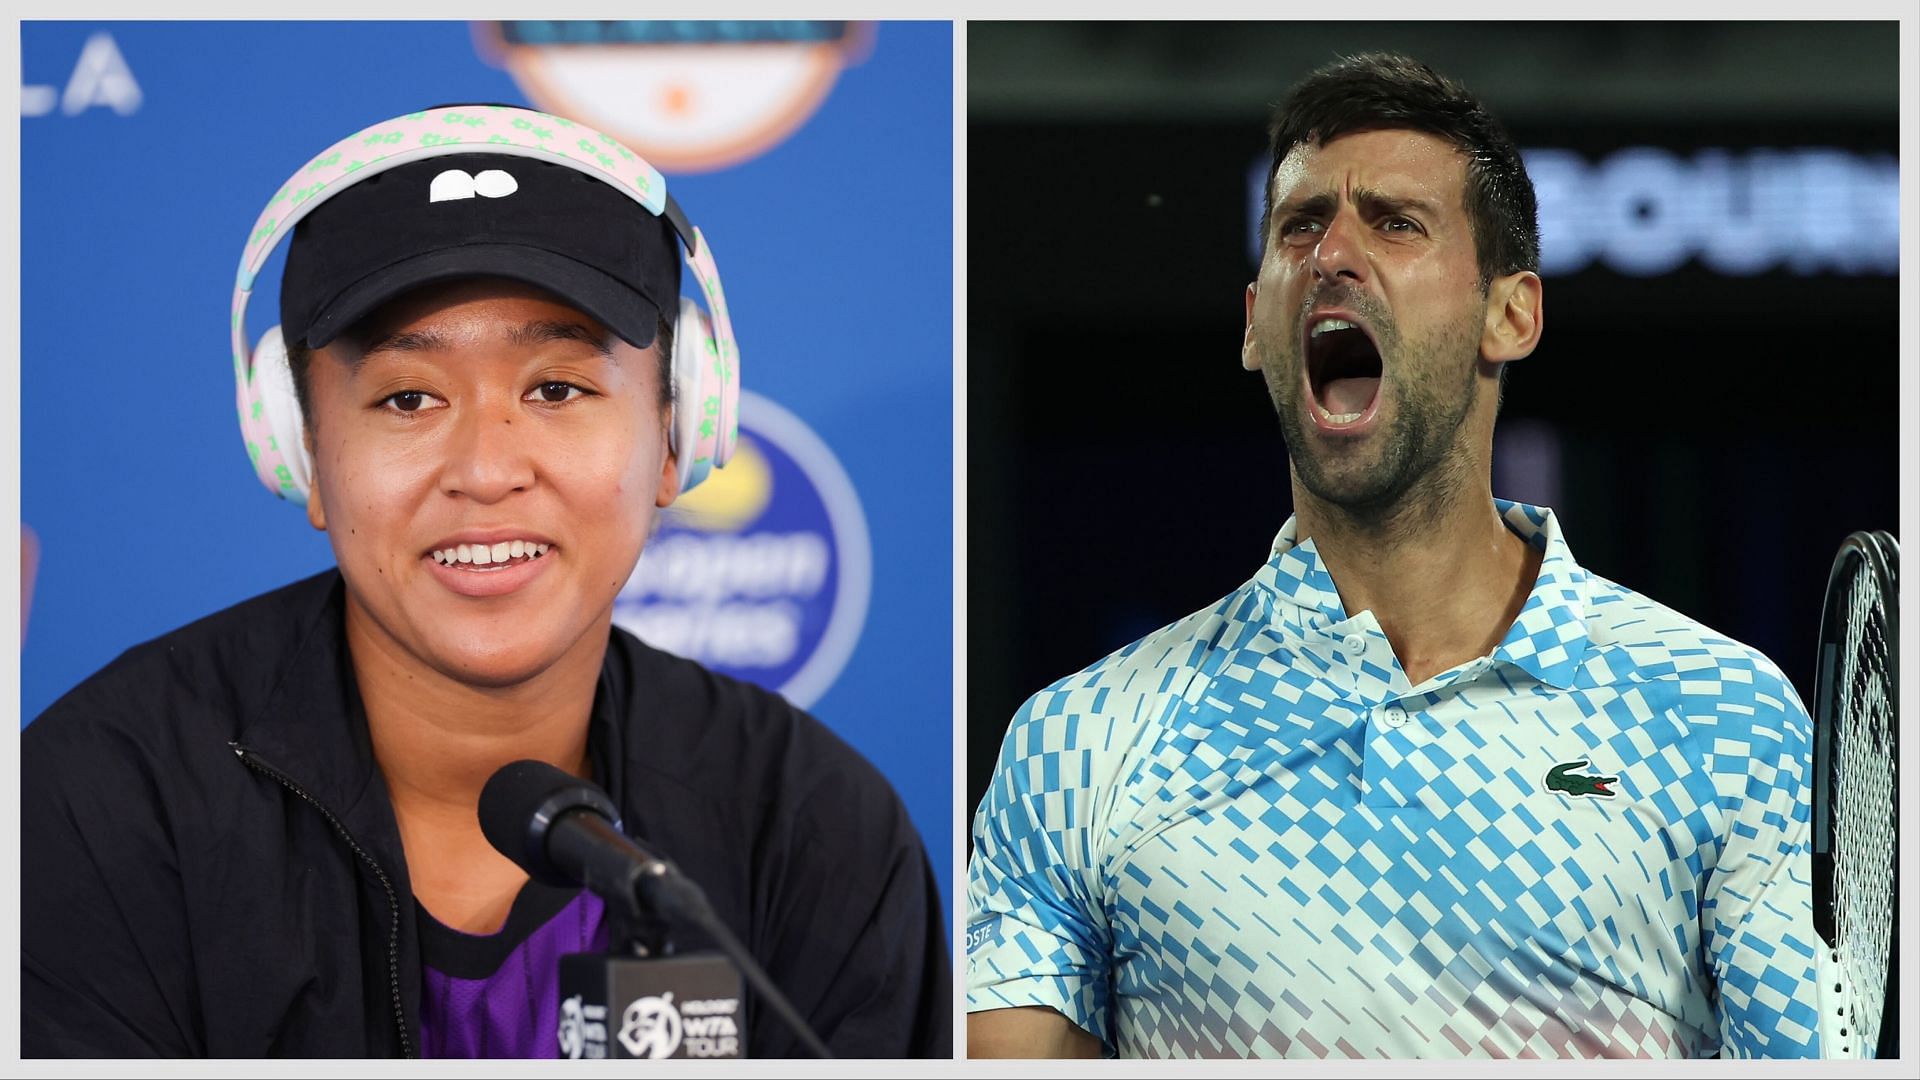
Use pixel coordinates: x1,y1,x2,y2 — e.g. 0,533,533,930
967,501,1823,1058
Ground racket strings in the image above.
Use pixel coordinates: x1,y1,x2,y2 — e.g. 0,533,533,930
1832,565,1894,1052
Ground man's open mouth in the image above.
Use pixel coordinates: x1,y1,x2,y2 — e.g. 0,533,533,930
1305,316,1384,426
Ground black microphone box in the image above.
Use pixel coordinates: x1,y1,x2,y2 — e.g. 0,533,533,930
557,951,746,1059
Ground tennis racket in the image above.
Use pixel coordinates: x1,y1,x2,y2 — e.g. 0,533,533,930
1811,529,1898,1059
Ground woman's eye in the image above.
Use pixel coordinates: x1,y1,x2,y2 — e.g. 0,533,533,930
530,382,590,404
379,390,441,414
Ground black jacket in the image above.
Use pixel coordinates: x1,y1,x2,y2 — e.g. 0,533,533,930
21,570,950,1058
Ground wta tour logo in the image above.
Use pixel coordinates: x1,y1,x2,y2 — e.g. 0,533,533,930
618,993,681,1058
473,20,872,173
615,391,871,708
557,995,608,1059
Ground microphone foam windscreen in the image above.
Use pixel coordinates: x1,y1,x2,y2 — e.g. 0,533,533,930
478,759,620,884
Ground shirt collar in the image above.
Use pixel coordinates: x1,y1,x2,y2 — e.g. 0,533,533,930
1252,500,1592,689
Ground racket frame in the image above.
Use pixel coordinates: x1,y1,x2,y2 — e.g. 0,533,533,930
1811,529,1898,1059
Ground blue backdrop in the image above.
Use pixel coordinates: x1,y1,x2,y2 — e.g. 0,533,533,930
20,21,953,903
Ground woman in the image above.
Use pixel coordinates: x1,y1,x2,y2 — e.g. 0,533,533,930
21,105,949,1059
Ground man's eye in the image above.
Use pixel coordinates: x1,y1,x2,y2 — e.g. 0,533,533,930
1382,216,1417,232
1283,218,1322,237
378,390,442,414
529,381,591,404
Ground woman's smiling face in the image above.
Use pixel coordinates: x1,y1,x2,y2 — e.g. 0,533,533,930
303,277,677,688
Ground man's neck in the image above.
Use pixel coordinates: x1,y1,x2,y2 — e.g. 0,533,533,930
1292,477,1541,688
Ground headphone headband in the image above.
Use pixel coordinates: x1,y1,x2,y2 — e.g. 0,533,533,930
231,104,739,502
238,106,665,290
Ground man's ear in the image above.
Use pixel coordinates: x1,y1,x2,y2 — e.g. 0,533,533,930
303,428,327,531
1482,270,1544,364
1242,282,1260,371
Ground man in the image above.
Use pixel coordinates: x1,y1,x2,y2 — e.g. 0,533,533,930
22,107,949,1058
966,54,1822,1059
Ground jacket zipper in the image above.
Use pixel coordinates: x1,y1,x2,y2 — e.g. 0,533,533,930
231,743,415,1059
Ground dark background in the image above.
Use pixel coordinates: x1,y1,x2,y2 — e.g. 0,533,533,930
967,22,1902,820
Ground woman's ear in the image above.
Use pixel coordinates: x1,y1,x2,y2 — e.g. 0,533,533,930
304,428,327,531
655,439,679,509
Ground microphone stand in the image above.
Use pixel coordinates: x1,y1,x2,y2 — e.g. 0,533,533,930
605,890,673,960
480,762,834,1059
642,868,836,1061
559,847,834,1060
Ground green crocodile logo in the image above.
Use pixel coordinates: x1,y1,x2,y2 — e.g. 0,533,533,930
1545,760,1618,798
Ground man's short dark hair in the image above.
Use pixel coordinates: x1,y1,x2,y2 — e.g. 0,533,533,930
285,310,675,435
1260,52,1540,290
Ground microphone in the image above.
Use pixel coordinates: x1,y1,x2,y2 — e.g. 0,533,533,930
478,760,707,932
478,760,832,1059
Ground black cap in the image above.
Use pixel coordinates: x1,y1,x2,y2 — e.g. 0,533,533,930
280,152,680,351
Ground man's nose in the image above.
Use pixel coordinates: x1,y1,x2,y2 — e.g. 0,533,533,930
1310,206,1370,285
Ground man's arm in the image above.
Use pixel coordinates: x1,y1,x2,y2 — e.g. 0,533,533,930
1700,661,1824,1058
968,1005,1103,1058
964,685,1119,1055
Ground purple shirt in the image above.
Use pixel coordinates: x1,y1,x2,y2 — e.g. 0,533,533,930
417,883,609,1058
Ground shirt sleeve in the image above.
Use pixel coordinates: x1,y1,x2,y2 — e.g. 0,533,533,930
21,706,203,1057
965,689,1115,1052
1699,659,1823,1058
732,701,953,1059
766,791,951,1059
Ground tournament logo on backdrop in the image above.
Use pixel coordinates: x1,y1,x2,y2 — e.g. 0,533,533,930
473,20,873,173
20,31,142,118
615,391,871,708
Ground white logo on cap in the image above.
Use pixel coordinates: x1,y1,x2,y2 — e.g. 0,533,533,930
429,168,518,203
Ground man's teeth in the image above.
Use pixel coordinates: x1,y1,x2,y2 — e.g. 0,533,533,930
430,541,551,566
1310,318,1358,339
1318,405,1364,424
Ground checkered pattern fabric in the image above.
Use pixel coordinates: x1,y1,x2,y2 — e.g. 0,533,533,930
967,502,1822,1058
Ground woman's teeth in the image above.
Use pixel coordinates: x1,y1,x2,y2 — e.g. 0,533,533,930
431,541,550,567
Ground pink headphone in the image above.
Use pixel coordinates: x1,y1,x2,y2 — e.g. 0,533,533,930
229,104,741,505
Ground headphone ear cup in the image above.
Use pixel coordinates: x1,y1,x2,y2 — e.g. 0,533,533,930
669,297,721,495
247,326,314,504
